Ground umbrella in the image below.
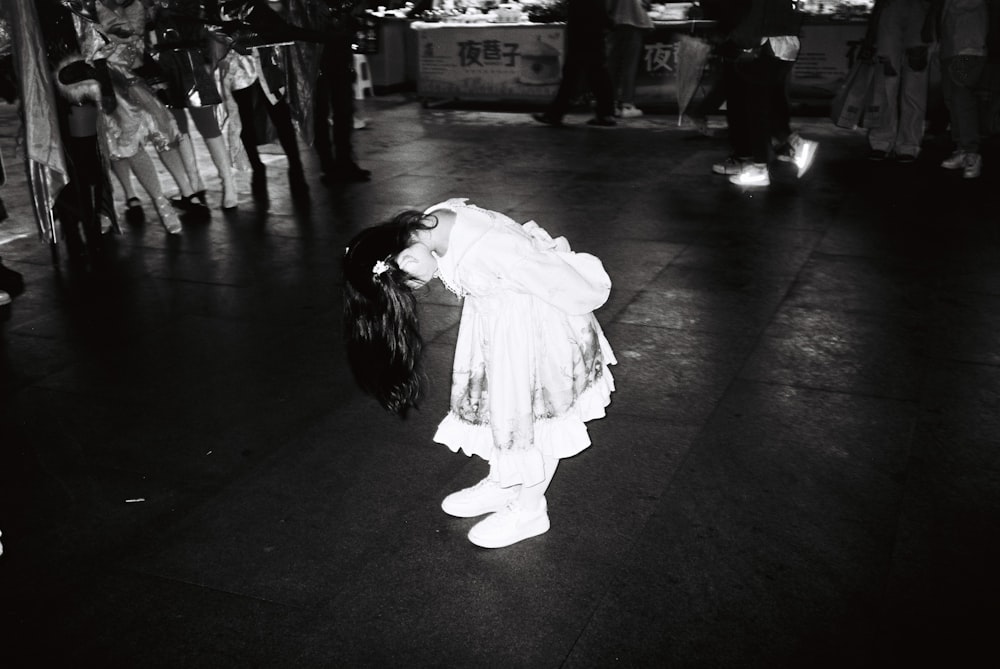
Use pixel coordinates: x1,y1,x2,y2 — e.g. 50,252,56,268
3,0,67,250
674,34,712,126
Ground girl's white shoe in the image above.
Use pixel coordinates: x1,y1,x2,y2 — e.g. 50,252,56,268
468,498,550,549
441,477,518,518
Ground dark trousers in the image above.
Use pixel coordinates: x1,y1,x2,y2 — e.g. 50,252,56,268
232,80,303,173
547,32,615,119
727,47,793,163
312,31,356,171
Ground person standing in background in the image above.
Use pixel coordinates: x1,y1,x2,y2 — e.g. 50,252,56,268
75,0,187,234
606,0,653,119
149,0,240,209
532,0,617,127
715,0,818,187
305,0,371,183
865,0,934,162
932,0,990,178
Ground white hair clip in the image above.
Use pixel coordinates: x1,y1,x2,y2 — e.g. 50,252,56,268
372,259,391,277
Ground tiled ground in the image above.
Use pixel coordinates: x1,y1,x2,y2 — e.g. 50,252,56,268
1,95,999,667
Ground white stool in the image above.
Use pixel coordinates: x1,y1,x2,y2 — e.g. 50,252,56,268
352,54,374,100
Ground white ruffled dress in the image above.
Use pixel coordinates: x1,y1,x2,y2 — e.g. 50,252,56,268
427,199,617,488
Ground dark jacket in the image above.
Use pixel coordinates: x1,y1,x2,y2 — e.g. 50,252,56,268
151,0,224,107
566,0,614,37
706,0,801,48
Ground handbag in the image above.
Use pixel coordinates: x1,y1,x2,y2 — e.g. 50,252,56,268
830,56,878,129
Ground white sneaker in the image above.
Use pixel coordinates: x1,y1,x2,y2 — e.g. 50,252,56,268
963,153,982,179
791,136,818,177
441,477,519,518
729,163,770,187
0,290,10,306
468,498,550,549
712,156,748,175
619,103,643,118
941,151,967,170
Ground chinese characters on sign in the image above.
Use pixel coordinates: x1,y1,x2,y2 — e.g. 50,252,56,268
643,41,676,75
457,40,520,67
414,20,867,104
416,24,564,101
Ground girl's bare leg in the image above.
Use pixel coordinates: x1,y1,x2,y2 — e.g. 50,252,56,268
157,145,195,199
176,132,206,194
204,134,238,209
124,148,181,234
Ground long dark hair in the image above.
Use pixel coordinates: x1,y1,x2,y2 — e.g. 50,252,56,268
342,211,438,416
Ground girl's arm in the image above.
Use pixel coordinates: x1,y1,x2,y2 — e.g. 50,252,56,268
506,239,612,315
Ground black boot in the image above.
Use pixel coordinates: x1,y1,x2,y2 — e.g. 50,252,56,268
324,160,371,184
251,165,268,197
0,256,24,297
288,161,309,197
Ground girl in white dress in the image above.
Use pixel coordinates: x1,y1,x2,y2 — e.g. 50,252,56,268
343,199,616,549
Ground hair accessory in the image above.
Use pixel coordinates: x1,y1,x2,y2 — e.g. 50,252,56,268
372,259,391,277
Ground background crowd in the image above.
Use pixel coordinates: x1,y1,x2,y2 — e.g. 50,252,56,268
0,0,998,308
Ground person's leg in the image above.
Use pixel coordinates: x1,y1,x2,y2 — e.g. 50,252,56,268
584,40,616,120
232,84,264,171
265,95,308,194
328,31,368,178
712,54,752,174
940,58,983,177
122,149,182,234
893,0,931,157
724,55,751,157
157,142,196,201
232,82,268,194
727,52,776,186
545,41,585,120
768,63,793,145
467,453,555,548
313,64,335,175
617,27,644,108
170,108,206,195
189,105,237,209
694,64,727,118
606,26,626,107
867,2,904,154
64,135,104,255
743,60,773,165
267,97,303,170
516,454,557,512
947,72,981,153
111,157,139,202
441,459,520,517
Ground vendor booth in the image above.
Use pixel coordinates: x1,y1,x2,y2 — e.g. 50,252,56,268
367,1,873,110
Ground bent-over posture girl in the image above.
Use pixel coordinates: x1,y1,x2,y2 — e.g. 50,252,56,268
343,198,616,549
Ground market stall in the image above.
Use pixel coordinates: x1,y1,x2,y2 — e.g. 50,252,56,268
374,1,872,109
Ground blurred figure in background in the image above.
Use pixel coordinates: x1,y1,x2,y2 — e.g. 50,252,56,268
606,0,653,118
149,0,239,209
865,0,934,162
532,0,617,127
932,0,990,178
710,0,818,187
76,0,190,234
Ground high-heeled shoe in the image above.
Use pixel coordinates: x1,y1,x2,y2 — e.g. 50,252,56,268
153,195,182,235
170,190,209,213
124,196,144,225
